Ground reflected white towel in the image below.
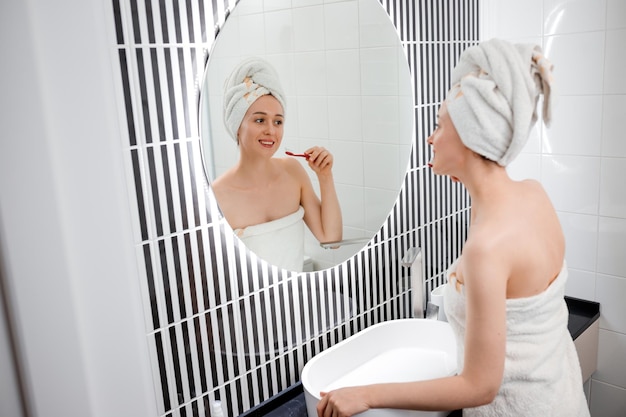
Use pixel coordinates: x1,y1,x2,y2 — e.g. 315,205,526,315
444,260,590,417
235,207,305,272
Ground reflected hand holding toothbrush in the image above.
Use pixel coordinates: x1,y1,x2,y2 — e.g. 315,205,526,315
285,149,310,160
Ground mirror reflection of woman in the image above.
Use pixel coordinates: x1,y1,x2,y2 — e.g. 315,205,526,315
211,57,342,272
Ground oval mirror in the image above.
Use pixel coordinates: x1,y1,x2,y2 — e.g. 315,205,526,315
199,0,414,272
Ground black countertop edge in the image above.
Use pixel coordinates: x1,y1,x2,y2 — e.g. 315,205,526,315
241,296,600,417
240,382,304,416
565,295,600,340
239,383,461,417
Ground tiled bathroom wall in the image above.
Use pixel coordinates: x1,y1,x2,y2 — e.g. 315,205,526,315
482,0,626,415
111,0,477,415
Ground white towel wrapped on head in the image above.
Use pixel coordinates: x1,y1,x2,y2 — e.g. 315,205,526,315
446,38,554,166
223,57,286,143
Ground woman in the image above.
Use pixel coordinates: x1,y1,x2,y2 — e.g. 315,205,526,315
211,57,342,272
317,39,590,417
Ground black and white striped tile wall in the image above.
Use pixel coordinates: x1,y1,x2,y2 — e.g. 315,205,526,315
111,0,478,415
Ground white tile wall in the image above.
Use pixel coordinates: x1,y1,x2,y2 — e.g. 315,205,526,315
604,28,626,94
358,0,399,47
544,0,607,35
325,1,360,49
543,95,602,156
601,95,626,158
558,212,598,272
541,155,601,214
326,49,362,95
607,0,626,29
600,159,626,218
597,217,626,277
328,96,363,141
485,0,543,39
596,327,626,387
484,0,626,414
545,32,605,95
596,274,626,334
590,380,626,417
265,10,294,53
566,269,597,302
362,95,400,144
294,6,326,51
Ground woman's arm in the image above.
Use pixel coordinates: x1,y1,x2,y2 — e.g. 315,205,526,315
296,146,342,243
317,240,508,416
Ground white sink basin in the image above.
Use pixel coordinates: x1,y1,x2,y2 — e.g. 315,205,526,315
301,319,457,417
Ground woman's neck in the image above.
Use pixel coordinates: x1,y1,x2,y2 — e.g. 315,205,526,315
460,158,513,221
234,154,279,186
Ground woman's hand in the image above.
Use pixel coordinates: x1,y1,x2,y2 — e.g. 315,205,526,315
305,146,334,177
317,387,371,417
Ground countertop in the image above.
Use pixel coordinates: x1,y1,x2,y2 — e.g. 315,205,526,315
240,296,600,417
565,296,600,340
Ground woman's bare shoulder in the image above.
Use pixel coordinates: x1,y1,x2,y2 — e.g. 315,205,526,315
211,168,240,194
464,229,505,259
518,178,551,200
520,178,541,187
277,156,309,180
211,172,228,188
278,155,305,169
463,221,515,271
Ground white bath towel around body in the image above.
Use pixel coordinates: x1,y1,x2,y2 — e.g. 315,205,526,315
444,259,591,417
235,206,305,272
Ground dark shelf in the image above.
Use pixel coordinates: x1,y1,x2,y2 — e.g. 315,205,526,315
565,296,600,340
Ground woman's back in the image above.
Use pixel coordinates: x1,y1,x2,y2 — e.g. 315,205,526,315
501,179,565,299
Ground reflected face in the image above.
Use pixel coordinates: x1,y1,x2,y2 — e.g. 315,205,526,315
427,102,466,177
237,95,285,158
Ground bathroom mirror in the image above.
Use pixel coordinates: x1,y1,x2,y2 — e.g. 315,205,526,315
199,0,414,271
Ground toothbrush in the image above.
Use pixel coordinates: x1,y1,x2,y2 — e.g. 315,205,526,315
285,150,310,159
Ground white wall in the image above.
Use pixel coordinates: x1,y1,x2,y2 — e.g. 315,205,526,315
0,0,157,416
482,0,626,415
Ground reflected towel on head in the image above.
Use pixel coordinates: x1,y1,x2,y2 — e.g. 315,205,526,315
446,38,554,166
223,57,286,142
